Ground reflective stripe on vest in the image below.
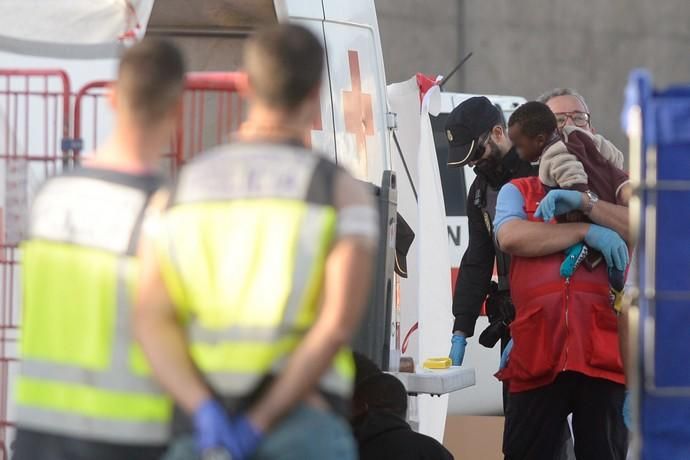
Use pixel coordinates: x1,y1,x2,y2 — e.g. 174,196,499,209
156,145,355,400
16,174,171,444
203,349,355,398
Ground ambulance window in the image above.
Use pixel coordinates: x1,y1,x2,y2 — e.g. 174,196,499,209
431,114,467,216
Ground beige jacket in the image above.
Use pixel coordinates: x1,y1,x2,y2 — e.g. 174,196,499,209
539,126,624,189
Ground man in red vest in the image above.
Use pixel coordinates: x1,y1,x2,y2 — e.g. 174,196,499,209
493,105,630,459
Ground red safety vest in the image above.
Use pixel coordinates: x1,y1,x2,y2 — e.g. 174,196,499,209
496,176,625,393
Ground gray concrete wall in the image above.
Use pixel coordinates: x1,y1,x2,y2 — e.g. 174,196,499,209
376,0,690,416
375,0,464,91
377,0,690,150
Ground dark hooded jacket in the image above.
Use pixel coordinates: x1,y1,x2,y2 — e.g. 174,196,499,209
353,410,454,460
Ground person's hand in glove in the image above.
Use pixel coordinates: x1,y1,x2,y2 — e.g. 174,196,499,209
194,399,262,460
609,267,626,313
584,224,629,271
450,333,467,366
227,415,262,459
534,190,583,222
499,338,513,371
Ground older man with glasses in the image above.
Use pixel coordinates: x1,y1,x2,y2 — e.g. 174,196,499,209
536,87,630,205
537,87,635,435
538,88,593,131
538,88,626,174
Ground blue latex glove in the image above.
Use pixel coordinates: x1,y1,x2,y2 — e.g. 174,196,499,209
534,190,583,222
450,334,467,366
560,242,588,278
584,224,629,271
499,338,513,371
227,415,262,460
194,399,235,455
622,391,632,430
194,399,262,460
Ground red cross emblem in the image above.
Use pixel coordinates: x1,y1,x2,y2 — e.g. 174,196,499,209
343,50,374,169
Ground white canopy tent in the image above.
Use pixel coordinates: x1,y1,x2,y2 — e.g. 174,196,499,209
0,0,276,62
0,0,154,58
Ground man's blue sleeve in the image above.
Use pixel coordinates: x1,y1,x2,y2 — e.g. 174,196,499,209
494,183,527,234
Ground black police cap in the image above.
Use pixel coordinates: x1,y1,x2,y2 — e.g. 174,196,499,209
444,96,502,168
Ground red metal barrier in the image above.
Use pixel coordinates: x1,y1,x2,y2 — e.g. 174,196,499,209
73,72,245,175
178,72,244,169
0,69,72,459
72,80,111,159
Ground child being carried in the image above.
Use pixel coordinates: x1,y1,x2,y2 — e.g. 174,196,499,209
507,101,630,311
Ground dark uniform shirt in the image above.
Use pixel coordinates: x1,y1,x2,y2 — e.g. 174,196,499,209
451,148,536,335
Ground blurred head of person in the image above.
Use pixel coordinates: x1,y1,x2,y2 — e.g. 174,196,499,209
240,24,324,143
111,38,186,134
353,351,383,389
352,373,407,421
508,101,558,163
537,88,592,133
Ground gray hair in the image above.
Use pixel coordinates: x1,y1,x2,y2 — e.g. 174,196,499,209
537,88,590,113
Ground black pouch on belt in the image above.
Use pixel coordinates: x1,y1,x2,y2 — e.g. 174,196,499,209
479,283,515,348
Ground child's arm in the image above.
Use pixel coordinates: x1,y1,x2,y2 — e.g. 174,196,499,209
591,130,631,205
594,133,625,170
563,125,625,170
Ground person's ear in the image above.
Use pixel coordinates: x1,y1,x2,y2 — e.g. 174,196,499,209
492,125,504,141
304,81,322,117
170,95,184,125
106,83,117,111
303,82,322,138
307,81,321,101
236,71,252,98
536,133,546,147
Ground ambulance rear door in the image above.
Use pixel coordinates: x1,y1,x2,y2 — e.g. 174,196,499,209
275,0,337,164
319,0,391,186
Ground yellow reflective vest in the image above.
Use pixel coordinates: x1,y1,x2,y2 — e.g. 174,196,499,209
155,143,355,402
16,169,172,444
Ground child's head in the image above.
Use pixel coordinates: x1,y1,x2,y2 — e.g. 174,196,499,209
508,101,558,162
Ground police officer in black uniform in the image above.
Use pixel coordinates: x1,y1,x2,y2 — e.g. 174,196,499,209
446,96,535,368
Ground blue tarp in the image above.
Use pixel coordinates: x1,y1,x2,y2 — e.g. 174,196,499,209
626,71,690,460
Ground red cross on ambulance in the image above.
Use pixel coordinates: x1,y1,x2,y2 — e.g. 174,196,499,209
342,50,375,174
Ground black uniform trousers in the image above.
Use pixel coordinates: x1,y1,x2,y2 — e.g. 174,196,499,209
503,371,627,460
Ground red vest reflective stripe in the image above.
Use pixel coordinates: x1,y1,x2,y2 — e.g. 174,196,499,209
496,176,625,393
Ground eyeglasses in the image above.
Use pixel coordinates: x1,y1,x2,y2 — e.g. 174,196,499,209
555,111,590,128
468,131,492,164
